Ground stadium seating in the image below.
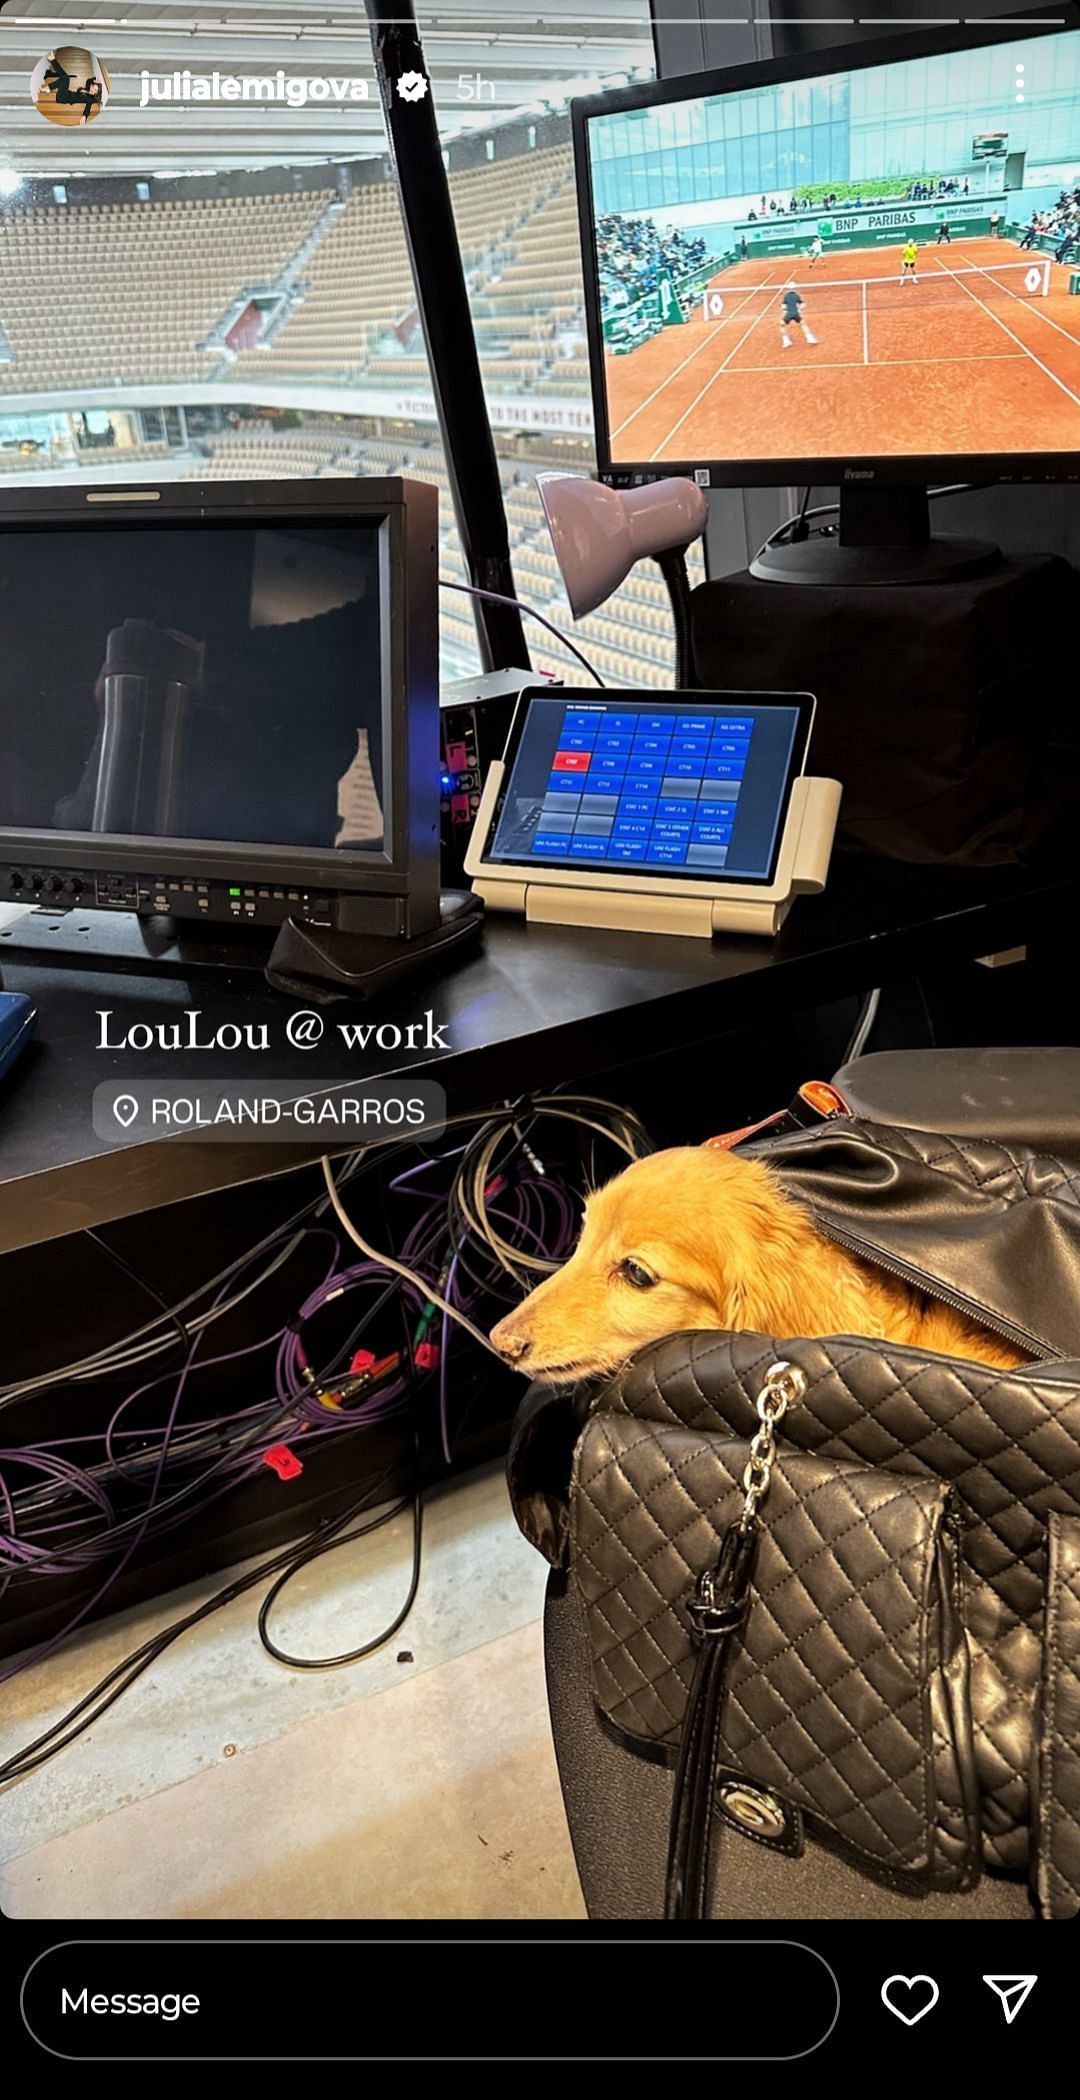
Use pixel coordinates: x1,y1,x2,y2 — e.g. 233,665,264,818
0,147,588,400
0,438,174,474
240,145,586,395
181,423,361,478
0,130,697,690
0,190,333,390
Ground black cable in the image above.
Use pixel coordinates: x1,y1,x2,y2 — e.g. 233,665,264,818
1,1092,651,1750
321,1275,405,1378
6,1094,642,1551
84,1229,195,1363
915,976,939,1049
257,1437,422,1670
2,1371,343,1580
444,1205,521,1304
0,1460,412,1787
6,1142,475,1551
759,480,984,559
840,985,881,1067
0,1197,316,1411
0,1128,440,1412
7,1099,638,1417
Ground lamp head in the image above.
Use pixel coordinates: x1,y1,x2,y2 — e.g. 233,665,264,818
536,472,707,619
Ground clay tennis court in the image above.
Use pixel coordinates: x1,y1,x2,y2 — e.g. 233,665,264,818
606,236,1080,460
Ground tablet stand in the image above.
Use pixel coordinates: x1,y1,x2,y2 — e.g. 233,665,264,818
470,776,841,940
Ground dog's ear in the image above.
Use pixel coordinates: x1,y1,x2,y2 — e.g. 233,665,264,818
701,1151,878,1341
693,1153,832,1336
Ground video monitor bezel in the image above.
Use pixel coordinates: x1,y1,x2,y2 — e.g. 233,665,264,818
0,478,439,920
572,2,1080,489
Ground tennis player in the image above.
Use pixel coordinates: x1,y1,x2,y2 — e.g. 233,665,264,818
900,238,919,284
780,285,818,349
807,234,825,267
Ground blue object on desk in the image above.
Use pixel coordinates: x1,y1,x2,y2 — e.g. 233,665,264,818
0,992,37,1084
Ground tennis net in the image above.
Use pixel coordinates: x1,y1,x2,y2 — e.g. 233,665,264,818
704,259,1052,318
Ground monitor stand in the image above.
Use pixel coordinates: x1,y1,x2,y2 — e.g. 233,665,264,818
749,485,1000,587
0,891,485,1004
0,901,271,981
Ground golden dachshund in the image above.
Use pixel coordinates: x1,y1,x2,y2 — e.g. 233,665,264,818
490,1143,1025,1381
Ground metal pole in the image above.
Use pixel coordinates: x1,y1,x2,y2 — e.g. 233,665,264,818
364,0,529,672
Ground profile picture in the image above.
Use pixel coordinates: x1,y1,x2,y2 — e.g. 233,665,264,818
30,47,111,127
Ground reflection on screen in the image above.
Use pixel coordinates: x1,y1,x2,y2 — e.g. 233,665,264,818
585,27,1080,465
0,522,386,854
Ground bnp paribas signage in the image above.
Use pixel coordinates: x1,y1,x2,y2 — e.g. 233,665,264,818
833,201,988,234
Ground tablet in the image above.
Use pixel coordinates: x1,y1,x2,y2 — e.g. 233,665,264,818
474,689,814,883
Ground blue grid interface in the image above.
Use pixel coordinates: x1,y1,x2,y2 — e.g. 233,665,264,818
487,695,803,881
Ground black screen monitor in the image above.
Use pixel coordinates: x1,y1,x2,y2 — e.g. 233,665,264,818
573,6,1080,575
0,478,439,940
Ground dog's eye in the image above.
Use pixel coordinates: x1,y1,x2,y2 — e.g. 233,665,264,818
619,1258,657,1290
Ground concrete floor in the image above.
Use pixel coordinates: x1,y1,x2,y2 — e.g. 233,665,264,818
0,1464,585,1920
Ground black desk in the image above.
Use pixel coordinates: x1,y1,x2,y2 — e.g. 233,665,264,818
1,852,1075,1652
3,853,1076,1260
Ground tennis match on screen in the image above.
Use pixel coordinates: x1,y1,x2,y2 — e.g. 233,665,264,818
582,26,1080,467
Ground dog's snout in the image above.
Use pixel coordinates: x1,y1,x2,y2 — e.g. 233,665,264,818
490,1316,531,1363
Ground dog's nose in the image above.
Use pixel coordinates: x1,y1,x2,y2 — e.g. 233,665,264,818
490,1318,531,1363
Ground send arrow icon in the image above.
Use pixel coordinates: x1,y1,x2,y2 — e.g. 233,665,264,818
983,1976,1038,2026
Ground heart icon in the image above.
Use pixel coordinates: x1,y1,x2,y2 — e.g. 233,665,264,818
881,1975,940,2027
112,1094,139,1130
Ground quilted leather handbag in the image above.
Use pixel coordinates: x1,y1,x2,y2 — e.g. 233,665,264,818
507,1113,1080,1921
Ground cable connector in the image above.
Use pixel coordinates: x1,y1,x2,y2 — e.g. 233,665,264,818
505,1098,546,1179
263,1445,303,1481
415,1341,440,1372
324,1352,402,1408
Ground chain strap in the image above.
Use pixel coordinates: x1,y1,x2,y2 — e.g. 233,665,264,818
669,1358,810,1912
739,1360,807,1532
691,1359,809,1628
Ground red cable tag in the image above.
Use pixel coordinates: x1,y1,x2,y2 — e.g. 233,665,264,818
263,1444,303,1481
349,1349,377,1375
415,1341,440,1371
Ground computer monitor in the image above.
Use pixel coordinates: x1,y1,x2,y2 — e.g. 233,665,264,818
573,6,1080,579
0,478,439,944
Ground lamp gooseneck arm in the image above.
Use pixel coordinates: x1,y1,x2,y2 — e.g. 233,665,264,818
655,547,697,690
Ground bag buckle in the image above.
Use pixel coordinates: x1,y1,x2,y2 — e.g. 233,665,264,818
687,1569,750,1638
715,1769,804,1856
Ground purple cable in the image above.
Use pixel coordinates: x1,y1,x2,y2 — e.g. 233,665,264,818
0,1143,591,1669
0,1232,342,1677
1,1228,341,1557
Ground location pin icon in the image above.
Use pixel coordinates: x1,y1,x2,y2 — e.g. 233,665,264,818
113,1095,139,1130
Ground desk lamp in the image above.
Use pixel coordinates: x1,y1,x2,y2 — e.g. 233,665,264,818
536,472,708,687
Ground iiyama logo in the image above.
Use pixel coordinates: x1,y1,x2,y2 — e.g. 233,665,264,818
844,467,875,480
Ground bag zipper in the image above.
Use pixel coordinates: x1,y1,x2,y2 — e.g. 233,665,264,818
811,1214,1054,1362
